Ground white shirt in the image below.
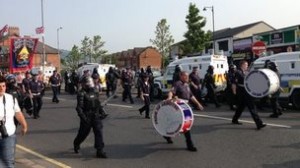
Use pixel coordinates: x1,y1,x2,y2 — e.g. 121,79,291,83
0,93,21,137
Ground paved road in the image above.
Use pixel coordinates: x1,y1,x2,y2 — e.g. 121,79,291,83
15,91,300,168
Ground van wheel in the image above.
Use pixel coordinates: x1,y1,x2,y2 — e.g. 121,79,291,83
291,90,300,110
153,86,162,99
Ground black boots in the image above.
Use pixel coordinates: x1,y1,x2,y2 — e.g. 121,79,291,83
74,144,80,154
96,150,107,158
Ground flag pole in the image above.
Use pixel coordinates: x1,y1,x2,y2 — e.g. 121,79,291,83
41,0,46,78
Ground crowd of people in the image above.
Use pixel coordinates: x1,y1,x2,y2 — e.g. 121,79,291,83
0,60,284,165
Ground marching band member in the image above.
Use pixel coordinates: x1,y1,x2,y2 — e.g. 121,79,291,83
231,60,266,130
165,71,203,152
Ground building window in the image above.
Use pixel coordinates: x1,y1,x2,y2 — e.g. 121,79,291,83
291,62,295,69
218,40,229,51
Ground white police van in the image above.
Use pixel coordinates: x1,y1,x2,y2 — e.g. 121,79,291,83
77,63,116,90
250,51,300,109
153,54,229,98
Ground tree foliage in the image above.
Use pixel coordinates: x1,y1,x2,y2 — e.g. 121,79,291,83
181,3,211,55
80,35,107,63
150,18,174,69
63,45,81,70
90,35,107,62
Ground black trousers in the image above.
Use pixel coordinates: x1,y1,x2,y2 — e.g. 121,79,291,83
51,86,59,102
270,96,281,115
74,117,104,151
32,95,42,117
106,83,117,97
122,85,133,103
164,131,194,148
232,87,263,127
139,95,150,117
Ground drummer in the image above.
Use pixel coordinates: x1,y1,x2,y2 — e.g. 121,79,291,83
165,71,204,152
231,60,266,130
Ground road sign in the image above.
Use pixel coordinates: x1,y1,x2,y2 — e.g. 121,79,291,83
252,41,266,56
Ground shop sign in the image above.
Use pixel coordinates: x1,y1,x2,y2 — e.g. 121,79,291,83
233,38,252,51
271,32,283,44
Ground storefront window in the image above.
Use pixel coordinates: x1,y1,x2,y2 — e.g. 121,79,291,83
284,30,295,43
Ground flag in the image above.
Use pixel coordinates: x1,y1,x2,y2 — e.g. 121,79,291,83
35,26,44,34
0,24,8,37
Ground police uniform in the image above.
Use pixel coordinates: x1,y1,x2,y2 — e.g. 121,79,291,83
189,69,203,104
164,80,197,152
49,71,60,103
138,74,151,118
121,69,134,104
232,69,266,129
105,68,118,98
204,66,221,108
73,76,107,158
22,74,33,115
29,75,44,119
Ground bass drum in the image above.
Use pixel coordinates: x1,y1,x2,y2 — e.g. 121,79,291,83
152,99,194,137
244,69,280,98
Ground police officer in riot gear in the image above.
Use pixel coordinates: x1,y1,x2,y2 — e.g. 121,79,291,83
6,75,24,111
28,74,44,119
73,76,107,158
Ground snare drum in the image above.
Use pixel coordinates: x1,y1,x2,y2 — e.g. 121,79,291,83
152,99,194,137
244,69,280,98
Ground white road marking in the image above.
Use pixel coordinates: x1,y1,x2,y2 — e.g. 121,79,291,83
42,96,292,129
107,103,133,108
16,145,71,168
194,114,292,129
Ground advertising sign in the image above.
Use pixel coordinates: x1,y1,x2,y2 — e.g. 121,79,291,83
271,32,283,44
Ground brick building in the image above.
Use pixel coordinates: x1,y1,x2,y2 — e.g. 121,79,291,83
113,46,162,70
0,26,60,73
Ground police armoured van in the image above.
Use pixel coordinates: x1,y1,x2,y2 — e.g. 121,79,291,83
250,51,300,109
153,54,229,98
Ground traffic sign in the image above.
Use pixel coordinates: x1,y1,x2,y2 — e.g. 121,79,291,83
252,41,266,56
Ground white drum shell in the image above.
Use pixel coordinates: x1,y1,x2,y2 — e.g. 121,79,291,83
245,69,280,98
152,100,194,137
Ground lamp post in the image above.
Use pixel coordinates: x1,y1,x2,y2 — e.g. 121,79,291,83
41,0,46,76
203,6,215,54
57,26,62,71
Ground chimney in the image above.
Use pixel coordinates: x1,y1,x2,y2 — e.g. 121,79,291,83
8,27,20,37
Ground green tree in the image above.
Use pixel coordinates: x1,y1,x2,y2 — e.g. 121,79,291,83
90,35,107,63
64,45,81,70
80,35,107,63
182,3,211,56
150,18,174,69
80,36,91,62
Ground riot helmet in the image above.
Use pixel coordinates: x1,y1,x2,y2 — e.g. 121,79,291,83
81,76,95,89
6,74,17,89
267,61,278,72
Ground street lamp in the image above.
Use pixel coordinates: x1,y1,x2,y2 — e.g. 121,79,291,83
203,6,215,54
57,26,63,71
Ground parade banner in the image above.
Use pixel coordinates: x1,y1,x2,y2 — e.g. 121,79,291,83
9,38,38,73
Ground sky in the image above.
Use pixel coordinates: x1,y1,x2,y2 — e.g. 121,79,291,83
1,0,300,54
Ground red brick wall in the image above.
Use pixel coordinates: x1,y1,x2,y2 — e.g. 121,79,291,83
139,48,162,70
